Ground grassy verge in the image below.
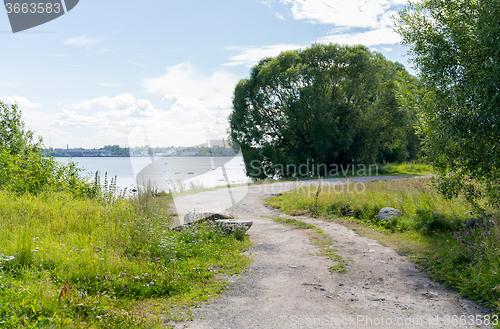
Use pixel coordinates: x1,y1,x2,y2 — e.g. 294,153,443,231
266,178,500,314
0,190,251,328
265,161,431,181
167,161,431,198
263,216,347,273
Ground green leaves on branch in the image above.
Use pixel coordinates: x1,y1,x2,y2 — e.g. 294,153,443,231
0,101,98,197
0,101,42,156
229,44,421,179
395,0,500,210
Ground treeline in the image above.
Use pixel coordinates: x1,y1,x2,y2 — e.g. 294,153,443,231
100,144,129,156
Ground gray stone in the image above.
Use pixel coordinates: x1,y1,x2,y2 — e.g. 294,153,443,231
174,212,251,232
421,292,438,298
377,207,402,222
214,220,253,231
174,220,252,232
184,212,234,224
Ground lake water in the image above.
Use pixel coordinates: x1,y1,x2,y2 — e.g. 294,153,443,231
57,155,250,191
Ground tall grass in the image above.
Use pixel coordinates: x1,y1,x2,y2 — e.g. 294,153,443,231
0,188,251,328
267,178,500,311
268,178,473,232
378,161,430,176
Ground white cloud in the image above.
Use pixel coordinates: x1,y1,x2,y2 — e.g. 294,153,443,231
1,95,43,111
41,94,166,147
45,87,226,148
142,62,238,110
141,62,242,144
318,27,401,46
275,12,284,20
280,0,406,28
64,35,105,48
67,94,158,121
223,43,304,67
260,0,273,7
0,96,58,142
0,83,235,148
225,0,404,69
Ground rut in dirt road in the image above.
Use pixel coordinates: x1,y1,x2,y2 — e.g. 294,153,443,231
168,177,492,329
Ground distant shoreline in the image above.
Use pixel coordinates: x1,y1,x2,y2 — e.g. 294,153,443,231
51,155,241,158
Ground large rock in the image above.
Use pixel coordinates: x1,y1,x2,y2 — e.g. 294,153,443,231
174,218,252,232
184,212,234,224
377,207,402,222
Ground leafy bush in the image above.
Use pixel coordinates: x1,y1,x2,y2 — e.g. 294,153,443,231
414,208,460,235
0,101,98,197
395,0,500,211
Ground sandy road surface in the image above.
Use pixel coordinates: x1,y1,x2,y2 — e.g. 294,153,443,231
168,176,492,329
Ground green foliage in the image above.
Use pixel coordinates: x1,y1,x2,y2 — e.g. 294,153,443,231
329,263,346,273
0,101,42,156
0,148,98,197
0,101,98,197
229,44,421,179
100,145,129,156
378,161,430,176
267,178,500,310
0,190,251,327
395,0,500,210
425,226,500,308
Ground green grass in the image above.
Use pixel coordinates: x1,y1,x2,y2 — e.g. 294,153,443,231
255,161,430,182
267,178,500,315
166,162,431,198
0,190,251,328
377,161,431,176
263,216,347,273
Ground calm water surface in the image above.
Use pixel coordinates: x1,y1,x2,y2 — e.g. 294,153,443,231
57,156,250,191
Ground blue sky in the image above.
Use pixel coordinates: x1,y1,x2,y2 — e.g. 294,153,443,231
1,0,412,148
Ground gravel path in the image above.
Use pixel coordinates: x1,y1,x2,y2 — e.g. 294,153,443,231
168,176,492,329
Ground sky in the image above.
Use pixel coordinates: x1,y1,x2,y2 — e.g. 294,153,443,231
0,0,413,149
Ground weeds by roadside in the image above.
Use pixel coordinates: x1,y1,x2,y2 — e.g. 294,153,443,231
0,188,251,328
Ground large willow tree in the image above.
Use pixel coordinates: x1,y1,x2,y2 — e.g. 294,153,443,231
229,43,420,179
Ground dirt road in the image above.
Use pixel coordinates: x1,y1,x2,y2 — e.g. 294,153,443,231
169,176,492,329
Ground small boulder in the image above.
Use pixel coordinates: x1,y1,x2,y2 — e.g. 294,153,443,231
184,212,234,224
215,220,253,232
377,207,401,222
421,292,438,298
